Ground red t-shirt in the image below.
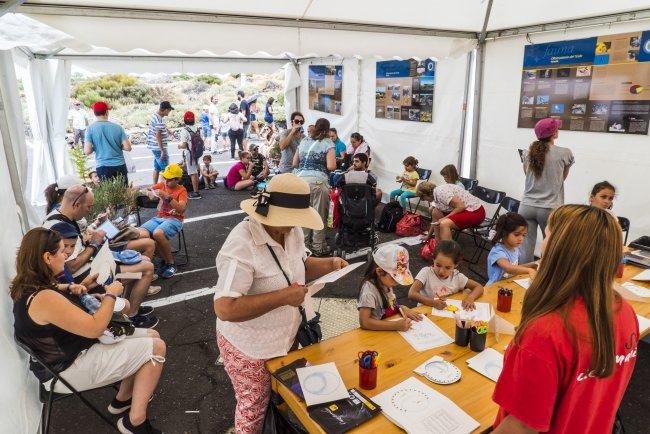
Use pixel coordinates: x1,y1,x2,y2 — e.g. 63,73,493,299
493,297,638,433
152,182,188,221
226,161,246,188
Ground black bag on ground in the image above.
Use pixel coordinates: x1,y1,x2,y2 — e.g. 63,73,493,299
262,393,306,434
377,202,404,233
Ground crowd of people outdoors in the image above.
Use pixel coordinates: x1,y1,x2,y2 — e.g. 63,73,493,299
18,93,639,434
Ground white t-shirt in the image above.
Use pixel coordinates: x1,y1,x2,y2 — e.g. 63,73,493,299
433,184,482,213
208,103,220,127
68,108,89,130
414,267,469,301
346,141,370,156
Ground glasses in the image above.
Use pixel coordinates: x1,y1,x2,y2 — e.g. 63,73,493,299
293,119,305,125
72,187,89,207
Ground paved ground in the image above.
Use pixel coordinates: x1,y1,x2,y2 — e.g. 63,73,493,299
49,140,650,433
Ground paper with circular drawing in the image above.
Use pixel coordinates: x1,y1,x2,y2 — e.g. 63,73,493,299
397,316,454,352
296,362,349,407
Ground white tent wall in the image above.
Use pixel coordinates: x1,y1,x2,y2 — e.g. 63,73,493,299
283,62,301,123
478,20,650,246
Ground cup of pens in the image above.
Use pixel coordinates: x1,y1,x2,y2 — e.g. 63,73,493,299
454,315,471,347
470,321,488,352
358,350,378,390
497,287,513,313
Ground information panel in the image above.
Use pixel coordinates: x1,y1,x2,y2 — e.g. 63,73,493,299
308,65,343,115
375,58,435,122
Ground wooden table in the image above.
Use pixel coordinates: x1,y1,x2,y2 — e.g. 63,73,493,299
266,264,650,433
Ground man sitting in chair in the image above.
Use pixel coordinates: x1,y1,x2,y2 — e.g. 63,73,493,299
337,153,382,205
138,163,188,279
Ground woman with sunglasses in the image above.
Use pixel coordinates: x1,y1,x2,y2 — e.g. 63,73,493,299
278,111,305,174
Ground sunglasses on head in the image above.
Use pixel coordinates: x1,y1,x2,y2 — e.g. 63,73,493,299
72,186,89,206
293,119,305,125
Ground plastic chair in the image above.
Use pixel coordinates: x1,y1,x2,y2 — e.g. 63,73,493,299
406,168,432,213
618,216,630,245
453,185,506,251
459,177,478,192
135,195,189,266
15,337,119,433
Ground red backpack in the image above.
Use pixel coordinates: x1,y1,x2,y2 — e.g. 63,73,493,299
396,213,424,237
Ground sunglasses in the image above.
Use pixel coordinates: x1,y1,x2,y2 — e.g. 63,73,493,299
72,186,89,206
293,119,305,125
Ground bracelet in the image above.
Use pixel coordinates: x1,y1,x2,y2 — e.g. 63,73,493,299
104,293,117,301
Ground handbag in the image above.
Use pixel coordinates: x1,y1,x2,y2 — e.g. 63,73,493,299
265,245,322,347
396,212,424,237
420,238,438,262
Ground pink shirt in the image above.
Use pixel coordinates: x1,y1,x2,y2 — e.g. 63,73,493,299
226,161,245,188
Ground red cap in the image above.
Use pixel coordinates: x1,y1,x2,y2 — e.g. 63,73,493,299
534,118,562,139
183,111,195,123
92,101,110,114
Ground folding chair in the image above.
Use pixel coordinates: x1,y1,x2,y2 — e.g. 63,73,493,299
454,185,506,247
406,168,432,213
618,216,630,245
135,195,189,266
459,177,478,192
15,338,118,433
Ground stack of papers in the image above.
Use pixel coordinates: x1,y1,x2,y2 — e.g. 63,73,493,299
398,316,454,352
632,269,650,281
621,282,650,298
372,376,479,434
637,314,650,335
514,278,531,289
431,300,493,322
466,348,504,382
296,362,349,407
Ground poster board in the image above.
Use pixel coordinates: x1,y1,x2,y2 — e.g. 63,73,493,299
517,30,650,135
375,58,435,122
308,65,343,115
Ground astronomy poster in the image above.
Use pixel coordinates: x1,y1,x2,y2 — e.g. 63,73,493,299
308,65,343,115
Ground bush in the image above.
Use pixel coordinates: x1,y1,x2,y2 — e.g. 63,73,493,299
91,174,136,220
72,74,154,108
196,75,222,86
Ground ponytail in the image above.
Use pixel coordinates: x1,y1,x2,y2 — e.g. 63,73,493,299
44,183,63,214
528,138,552,178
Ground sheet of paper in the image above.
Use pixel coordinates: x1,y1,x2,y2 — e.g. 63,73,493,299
398,316,454,352
97,219,120,239
637,314,650,334
466,348,504,382
614,282,650,303
372,376,480,434
310,262,365,286
401,236,424,246
514,278,531,289
622,282,650,298
431,300,493,322
89,243,116,284
631,269,650,281
296,362,349,407
490,314,516,337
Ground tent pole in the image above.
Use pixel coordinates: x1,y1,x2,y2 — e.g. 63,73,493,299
457,51,472,174
469,0,493,179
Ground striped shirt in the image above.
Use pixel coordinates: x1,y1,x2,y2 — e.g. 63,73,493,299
147,113,168,151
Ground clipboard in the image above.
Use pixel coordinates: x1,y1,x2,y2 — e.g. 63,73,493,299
89,243,116,284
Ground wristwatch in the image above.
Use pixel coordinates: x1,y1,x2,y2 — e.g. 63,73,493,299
87,241,102,253
104,293,117,301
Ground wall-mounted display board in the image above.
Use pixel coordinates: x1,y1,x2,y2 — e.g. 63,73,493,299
308,65,343,115
518,30,650,135
375,59,435,123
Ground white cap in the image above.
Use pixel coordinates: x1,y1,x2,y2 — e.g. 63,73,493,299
56,174,82,191
372,244,414,286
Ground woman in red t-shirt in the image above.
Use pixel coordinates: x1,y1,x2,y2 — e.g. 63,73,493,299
225,151,255,191
492,204,638,434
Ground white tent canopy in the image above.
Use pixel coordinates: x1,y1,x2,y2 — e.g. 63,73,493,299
1,1,650,432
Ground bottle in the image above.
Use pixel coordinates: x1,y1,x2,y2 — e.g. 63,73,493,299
80,294,101,314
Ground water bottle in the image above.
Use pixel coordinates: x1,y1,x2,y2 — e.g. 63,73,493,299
80,294,101,314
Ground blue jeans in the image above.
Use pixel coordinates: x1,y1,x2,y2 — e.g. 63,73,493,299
151,149,169,172
96,164,128,186
390,189,417,208
141,217,182,240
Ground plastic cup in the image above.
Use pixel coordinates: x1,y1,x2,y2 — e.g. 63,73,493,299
497,292,513,313
470,329,487,352
454,324,470,347
359,365,377,390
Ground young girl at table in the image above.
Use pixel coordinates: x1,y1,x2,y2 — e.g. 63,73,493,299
486,212,538,285
358,244,422,331
492,205,638,434
408,240,483,310
589,181,616,213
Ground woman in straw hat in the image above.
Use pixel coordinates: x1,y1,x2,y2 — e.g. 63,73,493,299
213,173,348,433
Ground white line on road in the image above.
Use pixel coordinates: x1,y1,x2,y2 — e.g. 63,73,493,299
175,265,217,276
141,286,215,308
184,209,244,224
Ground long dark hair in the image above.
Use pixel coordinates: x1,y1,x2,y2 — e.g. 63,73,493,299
527,137,552,178
433,240,462,264
516,205,622,377
350,132,364,143
10,228,61,300
311,118,330,141
591,180,616,196
359,258,389,309
491,212,528,243
44,183,64,214
440,164,460,184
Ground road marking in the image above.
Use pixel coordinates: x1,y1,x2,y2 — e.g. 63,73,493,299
175,265,217,276
141,286,215,308
132,153,181,160
184,209,244,224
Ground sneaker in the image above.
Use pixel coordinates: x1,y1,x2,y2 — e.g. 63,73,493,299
160,264,177,279
108,397,132,415
129,314,159,329
147,285,162,296
138,305,154,316
188,192,202,199
117,417,162,434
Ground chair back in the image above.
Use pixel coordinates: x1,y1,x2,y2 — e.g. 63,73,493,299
136,195,160,209
416,168,432,182
500,196,520,213
459,177,478,191
618,216,630,244
471,185,506,205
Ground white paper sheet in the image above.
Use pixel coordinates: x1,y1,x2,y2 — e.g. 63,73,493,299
307,262,365,297
631,269,650,281
621,282,650,298
97,220,119,239
514,278,531,289
398,316,454,352
89,243,116,284
466,348,504,382
372,376,480,434
296,362,349,407
637,314,650,334
431,300,493,322
401,235,424,246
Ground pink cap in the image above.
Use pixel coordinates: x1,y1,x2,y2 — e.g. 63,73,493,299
534,118,562,139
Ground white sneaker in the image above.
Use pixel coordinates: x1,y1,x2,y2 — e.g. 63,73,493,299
147,285,162,296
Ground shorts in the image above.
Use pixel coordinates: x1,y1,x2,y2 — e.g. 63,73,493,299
48,330,156,393
151,149,169,172
242,123,250,138
184,152,198,175
142,217,183,240
446,205,486,230
202,125,211,138
96,164,128,185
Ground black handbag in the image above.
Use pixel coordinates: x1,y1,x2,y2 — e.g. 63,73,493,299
266,245,322,347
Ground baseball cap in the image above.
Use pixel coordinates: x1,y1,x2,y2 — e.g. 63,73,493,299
534,118,562,140
372,244,414,286
56,174,82,191
183,111,195,123
50,221,80,239
161,163,183,180
92,101,110,114
160,101,174,111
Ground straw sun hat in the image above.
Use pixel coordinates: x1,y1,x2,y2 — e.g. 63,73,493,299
240,173,324,230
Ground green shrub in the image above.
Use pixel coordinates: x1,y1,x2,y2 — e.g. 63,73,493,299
68,145,91,181
91,174,136,220
72,74,154,108
174,73,192,81
196,75,222,86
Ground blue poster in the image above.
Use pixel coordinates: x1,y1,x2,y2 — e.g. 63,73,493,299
376,59,435,78
638,30,650,62
523,37,597,68
375,59,435,122
308,65,343,115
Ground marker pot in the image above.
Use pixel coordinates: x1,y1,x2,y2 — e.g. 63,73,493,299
469,329,487,352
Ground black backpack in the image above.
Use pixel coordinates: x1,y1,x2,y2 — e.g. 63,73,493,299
377,202,404,233
186,127,205,163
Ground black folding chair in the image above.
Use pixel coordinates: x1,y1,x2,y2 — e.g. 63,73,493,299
618,216,630,245
406,168,432,213
15,338,119,433
135,195,189,266
459,177,478,192
454,185,506,247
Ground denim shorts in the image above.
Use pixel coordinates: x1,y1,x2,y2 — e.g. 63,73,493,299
202,126,211,138
141,217,182,240
151,149,169,172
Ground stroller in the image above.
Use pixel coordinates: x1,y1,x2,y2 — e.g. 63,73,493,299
333,183,378,259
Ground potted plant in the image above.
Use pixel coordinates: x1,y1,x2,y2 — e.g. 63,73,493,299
90,174,137,221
